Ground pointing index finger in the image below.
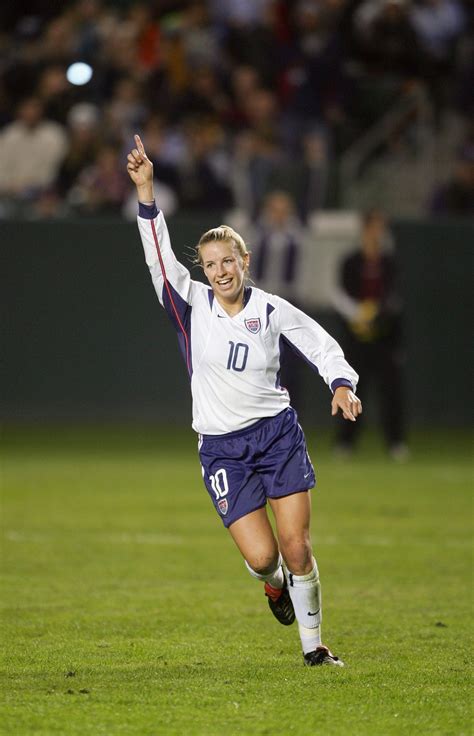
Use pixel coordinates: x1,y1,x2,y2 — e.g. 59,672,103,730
134,134,145,156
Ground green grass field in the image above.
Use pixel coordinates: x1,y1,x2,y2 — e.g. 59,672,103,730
1,427,472,736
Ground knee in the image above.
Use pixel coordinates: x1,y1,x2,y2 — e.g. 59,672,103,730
247,551,280,576
280,534,313,575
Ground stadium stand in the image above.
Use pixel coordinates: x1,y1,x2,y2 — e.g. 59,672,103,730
0,0,471,221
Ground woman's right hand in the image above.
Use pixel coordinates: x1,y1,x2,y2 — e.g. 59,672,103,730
127,134,154,200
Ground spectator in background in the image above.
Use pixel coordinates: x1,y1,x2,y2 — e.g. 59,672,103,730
299,130,330,217
252,190,308,410
410,0,464,63
181,1,221,70
244,87,281,143
354,0,423,80
102,9,145,77
222,0,286,89
177,117,233,210
104,76,147,141
280,0,351,151
410,0,465,118
172,65,230,122
268,129,330,220
332,210,408,460
126,2,162,75
69,142,129,215
229,88,283,217
230,129,283,218
35,11,77,63
36,64,76,125
0,96,67,208
70,0,110,60
225,65,261,130
253,190,304,301
57,103,102,195
231,126,330,221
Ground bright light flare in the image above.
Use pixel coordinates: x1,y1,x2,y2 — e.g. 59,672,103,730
66,62,93,86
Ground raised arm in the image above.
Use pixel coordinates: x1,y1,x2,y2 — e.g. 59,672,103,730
127,134,193,309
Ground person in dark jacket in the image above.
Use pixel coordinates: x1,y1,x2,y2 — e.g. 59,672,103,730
332,209,408,460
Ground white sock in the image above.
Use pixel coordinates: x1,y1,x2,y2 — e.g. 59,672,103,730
286,559,322,652
298,623,322,655
245,553,285,589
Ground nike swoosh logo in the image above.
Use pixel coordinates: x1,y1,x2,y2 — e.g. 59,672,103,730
217,315,226,318
307,609,320,616
304,472,311,478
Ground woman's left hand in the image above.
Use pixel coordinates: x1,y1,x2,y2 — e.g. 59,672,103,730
331,387,362,422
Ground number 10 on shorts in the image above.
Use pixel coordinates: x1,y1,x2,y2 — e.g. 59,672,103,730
209,468,229,500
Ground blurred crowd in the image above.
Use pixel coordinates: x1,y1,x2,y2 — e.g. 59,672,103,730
0,0,472,220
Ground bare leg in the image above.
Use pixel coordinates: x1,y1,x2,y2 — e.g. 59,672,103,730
229,506,294,625
228,506,279,574
269,491,313,574
269,491,335,661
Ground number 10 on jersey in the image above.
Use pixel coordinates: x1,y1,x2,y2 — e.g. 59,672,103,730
227,341,249,372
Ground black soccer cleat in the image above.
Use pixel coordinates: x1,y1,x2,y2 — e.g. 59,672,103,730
264,581,295,626
303,645,344,667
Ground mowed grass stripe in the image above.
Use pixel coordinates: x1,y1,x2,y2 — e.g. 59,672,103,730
1,428,472,736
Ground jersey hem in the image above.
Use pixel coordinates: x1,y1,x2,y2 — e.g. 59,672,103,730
200,407,291,441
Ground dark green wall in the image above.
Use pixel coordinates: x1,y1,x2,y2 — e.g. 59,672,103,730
392,218,473,426
2,216,472,427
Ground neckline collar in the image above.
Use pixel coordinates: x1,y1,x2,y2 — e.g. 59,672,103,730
215,286,253,319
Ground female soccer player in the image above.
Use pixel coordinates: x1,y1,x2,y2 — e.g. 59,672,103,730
127,135,362,667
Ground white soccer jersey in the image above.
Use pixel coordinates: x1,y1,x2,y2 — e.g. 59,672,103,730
137,204,358,435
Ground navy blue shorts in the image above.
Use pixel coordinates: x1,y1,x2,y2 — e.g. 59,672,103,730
198,407,315,528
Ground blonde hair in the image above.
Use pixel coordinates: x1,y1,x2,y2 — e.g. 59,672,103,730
195,225,249,266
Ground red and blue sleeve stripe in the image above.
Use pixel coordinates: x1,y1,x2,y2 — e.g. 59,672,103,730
141,202,192,377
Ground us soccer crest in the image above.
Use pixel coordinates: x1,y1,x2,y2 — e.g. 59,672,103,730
218,498,228,515
245,318,261,334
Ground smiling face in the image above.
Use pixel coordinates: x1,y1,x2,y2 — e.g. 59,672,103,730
200,239,249,307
